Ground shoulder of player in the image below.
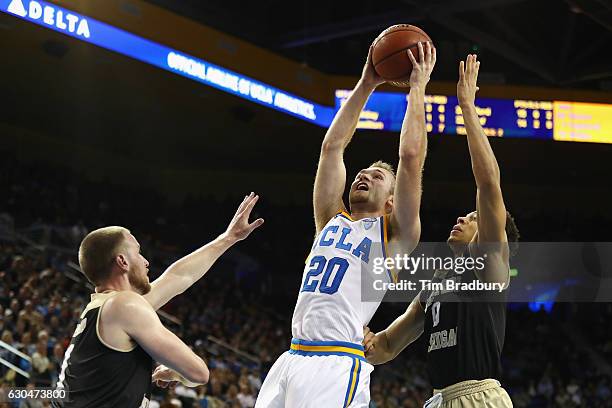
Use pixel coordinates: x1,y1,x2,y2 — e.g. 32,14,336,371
315,207,350,233
103,291,154,323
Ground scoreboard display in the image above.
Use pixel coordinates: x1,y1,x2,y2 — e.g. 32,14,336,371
2,1,611,143
336,90,612,143
553,101,612,144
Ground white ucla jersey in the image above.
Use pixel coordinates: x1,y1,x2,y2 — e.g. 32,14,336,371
291,211,396,344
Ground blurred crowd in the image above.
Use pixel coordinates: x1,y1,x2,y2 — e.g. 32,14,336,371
1,156,611,408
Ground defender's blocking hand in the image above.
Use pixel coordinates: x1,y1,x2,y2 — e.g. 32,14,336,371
457,54,480,107
224,192,265,242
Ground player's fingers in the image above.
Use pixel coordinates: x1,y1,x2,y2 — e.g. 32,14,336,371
407,48,418,67
236,195,249,214
247,194,259,209
474,60,480,82
432,46,437,65
242,194,260,218
239,194,250,207
425,42,432,64
234,194,251,216
459,61,465,81
417,41,425,64
248,218,265,232
466,55,473,76
237,194,259,219
364,336,375,352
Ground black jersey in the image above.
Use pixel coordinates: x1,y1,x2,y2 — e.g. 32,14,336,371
420,266,507,389
52,292,152,408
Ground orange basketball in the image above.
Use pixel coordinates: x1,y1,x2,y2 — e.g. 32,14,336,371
372,24,433,87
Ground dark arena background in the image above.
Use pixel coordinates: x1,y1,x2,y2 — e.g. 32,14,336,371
1,0,612,407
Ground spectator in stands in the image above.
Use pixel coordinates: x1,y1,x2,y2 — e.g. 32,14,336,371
236,376,255,408
0,330,16,368
50,343,64,386
30,340,52,386
18,332,35,355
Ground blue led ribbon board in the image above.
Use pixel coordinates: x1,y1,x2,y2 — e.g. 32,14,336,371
0,0,334,127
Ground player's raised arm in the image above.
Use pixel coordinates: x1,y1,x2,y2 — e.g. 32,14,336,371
389,42,436,250
313,46,385,233
457,55,509,283
144,193,263,310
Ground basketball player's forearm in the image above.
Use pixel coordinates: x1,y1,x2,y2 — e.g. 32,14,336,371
461,105,500,187
322,80,374,152
384,298,425,359
146,234,237,309
399,87,427,166
384,322,422,359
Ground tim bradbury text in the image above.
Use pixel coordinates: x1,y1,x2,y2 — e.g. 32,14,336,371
372,279,506,293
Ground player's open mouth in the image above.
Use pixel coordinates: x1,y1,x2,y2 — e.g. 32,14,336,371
451,225,462,233
356,182,369,191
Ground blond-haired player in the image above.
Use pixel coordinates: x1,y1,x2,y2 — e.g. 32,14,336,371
255,42,436,408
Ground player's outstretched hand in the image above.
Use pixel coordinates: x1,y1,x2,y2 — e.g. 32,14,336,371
361,44,386,89
407,41,436,90
224,192,265,242
457,54,480,108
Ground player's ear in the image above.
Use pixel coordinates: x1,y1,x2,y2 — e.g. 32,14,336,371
385,195,393,214
115,253,129,272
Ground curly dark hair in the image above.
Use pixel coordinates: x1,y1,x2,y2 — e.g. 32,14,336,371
505,210,520,257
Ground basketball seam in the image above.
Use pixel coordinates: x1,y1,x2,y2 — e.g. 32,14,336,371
373,43,420,70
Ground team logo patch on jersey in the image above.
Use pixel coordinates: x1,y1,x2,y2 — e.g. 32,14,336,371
362,217,378,230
